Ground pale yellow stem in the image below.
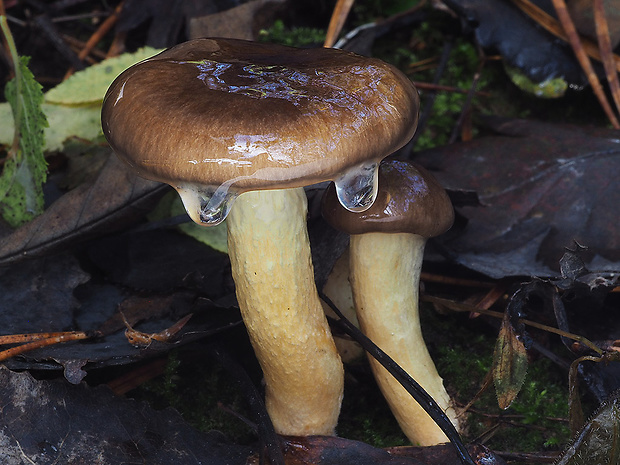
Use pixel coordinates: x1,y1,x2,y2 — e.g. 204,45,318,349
349,232,458,445
226,188,344,436
322,247,364,363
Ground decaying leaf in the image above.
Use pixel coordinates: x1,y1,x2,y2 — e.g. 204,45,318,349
189,0,288,42
0,154,165,266
0,366,253,464
416,118,620,278
492,312,529,410
0,252,88,334
556,390,620,464
0,201,235,375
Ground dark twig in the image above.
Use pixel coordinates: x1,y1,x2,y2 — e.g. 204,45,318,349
63,1,123,79
412,81,491,96
319,291,476,465
449,49,486,144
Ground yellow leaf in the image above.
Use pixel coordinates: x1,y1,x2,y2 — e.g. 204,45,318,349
45,47,163,105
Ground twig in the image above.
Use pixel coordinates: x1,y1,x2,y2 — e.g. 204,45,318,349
62,34,107,59
324,0,355,48
0,331,87,344
107,357,168,395
466,406,569,423
0,331,94,362
411,81,491,97
494,450,559,463
468,280,511,319
408,55,438,71
33,13,85,71
512,0,620,72
419,271,495,288
421,294,605,355
449,49,486,143
63,1,124,79
52,11,109,23
593,0,620,116
551,0,619,127
320,291,476,465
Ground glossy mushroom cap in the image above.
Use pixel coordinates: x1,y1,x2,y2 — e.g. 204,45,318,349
102,38,419,194
322,160,454,237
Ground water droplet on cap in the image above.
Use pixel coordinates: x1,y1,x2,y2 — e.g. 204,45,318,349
176,184,239,226
334,162,379,212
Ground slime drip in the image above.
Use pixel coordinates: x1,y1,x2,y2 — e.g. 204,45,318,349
176,184,239,226
334,162,379,212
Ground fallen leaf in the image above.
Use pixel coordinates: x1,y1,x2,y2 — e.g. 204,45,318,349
442,0,584,86
45,47,162,105
0,154,166,266
493,313,528,409
416,118,620,278
189,0,287,41
85,227,230,292
556,390,620,464
0,252,88,334
0,366,253,464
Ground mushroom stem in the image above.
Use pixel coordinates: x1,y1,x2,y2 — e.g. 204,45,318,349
348,232,458,445
321,248,364,363
226,187,344,436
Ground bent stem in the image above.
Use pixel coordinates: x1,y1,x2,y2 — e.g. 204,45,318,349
226,187,344,436
349,232,459,445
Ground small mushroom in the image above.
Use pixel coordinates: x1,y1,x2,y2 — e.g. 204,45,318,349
321,159,457,445
102,38,419,436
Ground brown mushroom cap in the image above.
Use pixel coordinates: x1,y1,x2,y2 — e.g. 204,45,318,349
322,160,454,237
101,38,419,191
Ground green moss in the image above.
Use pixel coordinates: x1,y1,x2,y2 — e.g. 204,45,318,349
337,368,408,447
258,19,325,47
133,350,256,444
369,16,493,150
430,310,571,460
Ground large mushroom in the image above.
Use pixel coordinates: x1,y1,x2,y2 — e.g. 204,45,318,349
321,159,457,445
101,38,419,436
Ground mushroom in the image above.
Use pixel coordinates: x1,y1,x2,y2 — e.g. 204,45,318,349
101,38,419,436
321,159,457,445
